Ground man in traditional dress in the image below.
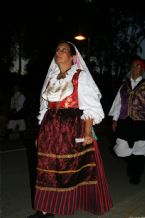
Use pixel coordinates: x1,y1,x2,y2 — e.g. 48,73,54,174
109,58,145,184
5,84,26,139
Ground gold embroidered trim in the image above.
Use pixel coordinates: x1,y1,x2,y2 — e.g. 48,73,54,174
38,147,95,159
37,163,96,174
36,180,97,192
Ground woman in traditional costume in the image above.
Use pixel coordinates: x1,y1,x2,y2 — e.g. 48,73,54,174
28,41,112,218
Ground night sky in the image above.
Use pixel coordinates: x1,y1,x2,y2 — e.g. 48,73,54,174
0,2,112,85
0,1,111,54
1,4,145,115
1,1,110,116
1,4,145,53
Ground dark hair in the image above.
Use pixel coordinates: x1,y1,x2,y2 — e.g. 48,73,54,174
57,40,76,56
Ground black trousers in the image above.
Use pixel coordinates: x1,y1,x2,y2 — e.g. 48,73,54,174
116,118,145,148
124,155,145,178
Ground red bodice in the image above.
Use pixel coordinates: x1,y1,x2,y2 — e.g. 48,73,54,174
48,70,80,109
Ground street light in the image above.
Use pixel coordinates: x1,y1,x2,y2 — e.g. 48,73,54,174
74,35,86,41
74,34,90,63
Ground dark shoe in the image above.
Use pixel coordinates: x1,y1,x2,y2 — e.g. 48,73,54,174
27,211,54,218
129,176,140,184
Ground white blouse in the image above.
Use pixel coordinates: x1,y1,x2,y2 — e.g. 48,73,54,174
38,65,104,125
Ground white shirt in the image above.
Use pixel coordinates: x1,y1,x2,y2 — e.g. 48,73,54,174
11,91,26,112
38,65,104,125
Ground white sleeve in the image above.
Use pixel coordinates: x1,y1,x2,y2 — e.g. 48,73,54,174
37,98,48,125
78,71,105,125
108,89,121,121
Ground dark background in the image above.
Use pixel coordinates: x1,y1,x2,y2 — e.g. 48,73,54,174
0,3,145,128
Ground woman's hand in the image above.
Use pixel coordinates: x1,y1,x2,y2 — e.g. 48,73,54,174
83,135,94,146
83,118,94,146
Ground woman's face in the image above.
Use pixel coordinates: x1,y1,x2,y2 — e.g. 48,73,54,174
55,43,74,65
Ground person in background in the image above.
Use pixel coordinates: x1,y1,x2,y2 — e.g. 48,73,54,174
109,57,145,185
28,41,112,218
5,84,26,139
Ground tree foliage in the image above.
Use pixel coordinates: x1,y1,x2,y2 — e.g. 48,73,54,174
90,9,145,80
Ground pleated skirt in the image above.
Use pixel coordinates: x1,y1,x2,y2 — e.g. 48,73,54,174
34,108,112,215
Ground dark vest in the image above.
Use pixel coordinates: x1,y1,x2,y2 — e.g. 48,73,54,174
119,78,145,121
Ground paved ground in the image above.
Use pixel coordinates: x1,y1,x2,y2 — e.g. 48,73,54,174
1,120,145,218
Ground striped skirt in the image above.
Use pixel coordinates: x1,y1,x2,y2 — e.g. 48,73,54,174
34,108,112,215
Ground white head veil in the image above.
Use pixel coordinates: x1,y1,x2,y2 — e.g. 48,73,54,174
39,41,102,117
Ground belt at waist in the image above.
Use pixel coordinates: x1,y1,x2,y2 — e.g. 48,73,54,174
48,102,78,109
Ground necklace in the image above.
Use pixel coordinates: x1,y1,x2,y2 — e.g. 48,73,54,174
57,67,71,80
